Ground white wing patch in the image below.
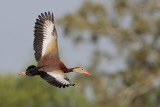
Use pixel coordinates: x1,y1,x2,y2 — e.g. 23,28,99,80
34,12,59,62
42,20,55,57
47,72,71,85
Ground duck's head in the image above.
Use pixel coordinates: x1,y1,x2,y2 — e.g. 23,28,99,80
72,67,91,75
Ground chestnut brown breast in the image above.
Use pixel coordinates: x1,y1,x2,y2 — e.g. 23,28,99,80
38,56,71,73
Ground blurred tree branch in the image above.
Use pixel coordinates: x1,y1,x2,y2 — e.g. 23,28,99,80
57,0,160,106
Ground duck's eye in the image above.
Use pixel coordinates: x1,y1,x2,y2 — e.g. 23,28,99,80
82,69,84,70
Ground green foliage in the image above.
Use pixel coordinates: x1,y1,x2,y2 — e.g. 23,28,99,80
0,75,90,107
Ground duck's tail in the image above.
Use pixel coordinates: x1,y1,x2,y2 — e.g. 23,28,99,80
26,65,42,76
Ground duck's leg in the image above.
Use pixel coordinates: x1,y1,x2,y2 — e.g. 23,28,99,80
18,72,26,75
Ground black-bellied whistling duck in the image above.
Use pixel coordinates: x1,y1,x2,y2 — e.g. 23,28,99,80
18,12,91,88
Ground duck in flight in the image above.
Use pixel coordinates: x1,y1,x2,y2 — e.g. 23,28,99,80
18,12,91,88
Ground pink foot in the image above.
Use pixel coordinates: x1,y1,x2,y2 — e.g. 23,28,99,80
18,72,26,75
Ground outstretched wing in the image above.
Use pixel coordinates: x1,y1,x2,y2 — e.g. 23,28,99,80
34,12,59,62
40,70,75,88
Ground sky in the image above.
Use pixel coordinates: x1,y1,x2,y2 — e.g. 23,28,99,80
0,0,126,74
0,0,83,73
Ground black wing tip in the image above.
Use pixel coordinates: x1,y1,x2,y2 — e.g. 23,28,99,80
38,11,54,22
72,84,75,86
57,83,75,88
